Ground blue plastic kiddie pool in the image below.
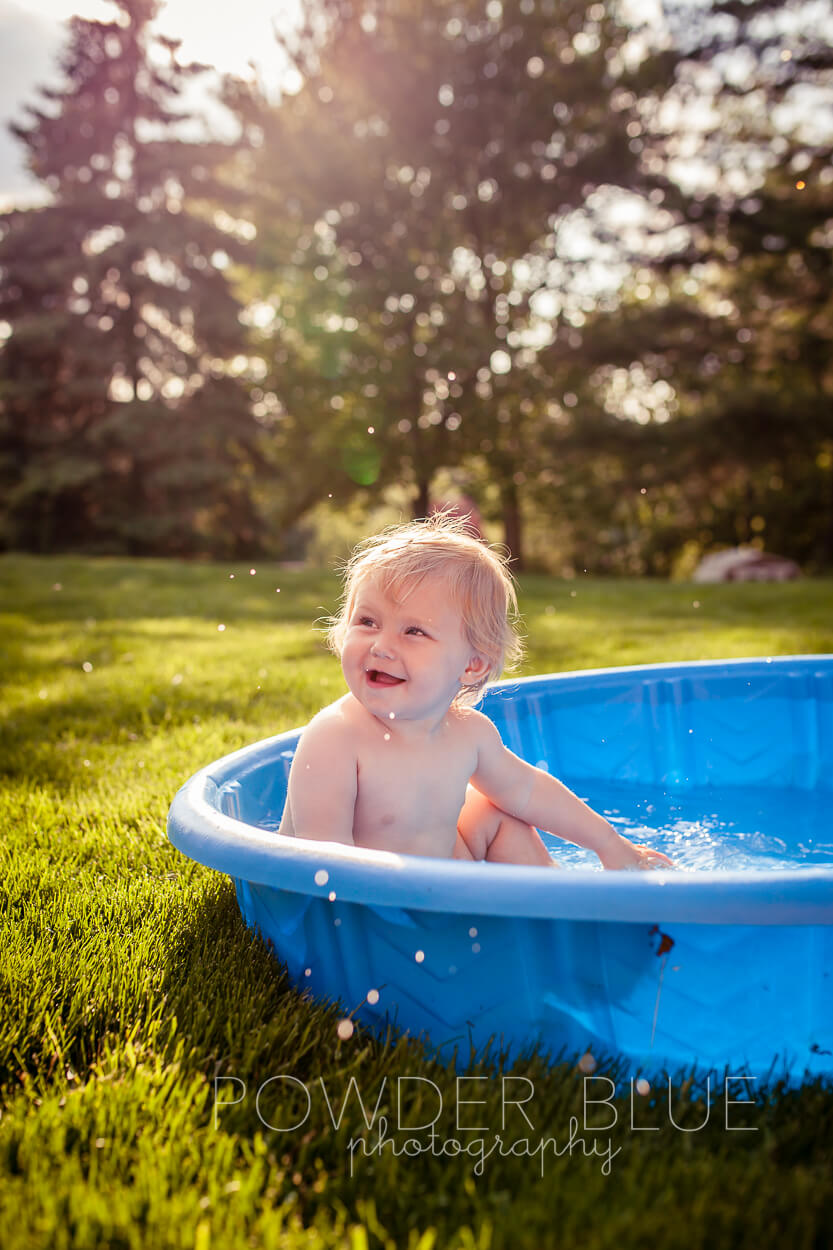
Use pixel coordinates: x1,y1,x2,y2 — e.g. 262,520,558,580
168,657,833,1081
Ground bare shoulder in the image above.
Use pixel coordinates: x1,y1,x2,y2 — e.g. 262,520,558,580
449,705,502,750
299,695,362,747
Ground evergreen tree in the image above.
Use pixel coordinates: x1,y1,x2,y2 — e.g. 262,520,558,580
617,0,833,568
0,0,262,554
516,0,833,574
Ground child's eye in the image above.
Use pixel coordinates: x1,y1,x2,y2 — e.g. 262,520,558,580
406,626,427,636
357,616,376,627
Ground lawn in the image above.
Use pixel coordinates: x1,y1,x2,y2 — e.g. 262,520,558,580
1,554,832,1250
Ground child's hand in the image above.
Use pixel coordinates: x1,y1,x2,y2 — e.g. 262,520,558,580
599,832,674,871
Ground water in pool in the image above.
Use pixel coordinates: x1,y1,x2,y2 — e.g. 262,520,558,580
549,780,833,871
259,781,832,871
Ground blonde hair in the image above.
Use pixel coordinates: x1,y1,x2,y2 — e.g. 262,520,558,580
327,512,523,706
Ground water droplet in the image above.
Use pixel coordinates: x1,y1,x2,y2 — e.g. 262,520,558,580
250,568,256,575
578,1051,597,1074
468,927,478,938
52,583,62,591
366,988,380,1004
336,1018,354,1040
636,1077,650,1096
275,588,281,594
314,869,329,886
38,689,48,700
389,712,395,720
82,661,93,673
334,917,341,927
383,732,390,741
304,967,312,977
328,890,336,902
229,573,235,579
83,759,91,767
217,624,226,632
171,673,183,685
414,949,425,963
472,942,481,953
367,426,375,434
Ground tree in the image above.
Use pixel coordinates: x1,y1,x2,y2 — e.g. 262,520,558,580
508,0,833,574
616,0,833,568
0,0,263,554
227,0,686,566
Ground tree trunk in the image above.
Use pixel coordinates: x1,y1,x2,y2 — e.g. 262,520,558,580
500,478,524,571
413,477,430,519
827,459,833,567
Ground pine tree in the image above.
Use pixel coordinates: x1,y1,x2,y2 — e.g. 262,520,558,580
0,0,262,554
612,0,833,568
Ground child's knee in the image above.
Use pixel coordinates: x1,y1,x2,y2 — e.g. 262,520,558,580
457,788,502,860
485,814,557,867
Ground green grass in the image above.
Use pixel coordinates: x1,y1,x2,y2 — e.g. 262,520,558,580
1,554,832,1250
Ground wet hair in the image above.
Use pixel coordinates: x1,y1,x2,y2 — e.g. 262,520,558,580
327,511,523,706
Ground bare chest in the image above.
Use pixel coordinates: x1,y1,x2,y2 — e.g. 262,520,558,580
353,730,477,855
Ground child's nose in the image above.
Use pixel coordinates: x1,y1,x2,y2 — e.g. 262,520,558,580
370,634,396,659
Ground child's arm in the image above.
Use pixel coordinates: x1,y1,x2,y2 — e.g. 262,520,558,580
282,713,358,845
470,715,673,870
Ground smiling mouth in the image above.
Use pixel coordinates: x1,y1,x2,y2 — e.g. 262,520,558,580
367,669,406,687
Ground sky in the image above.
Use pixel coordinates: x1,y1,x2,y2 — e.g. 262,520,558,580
0,0,300,206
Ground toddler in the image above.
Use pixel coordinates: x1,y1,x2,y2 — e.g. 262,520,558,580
280,514,673,870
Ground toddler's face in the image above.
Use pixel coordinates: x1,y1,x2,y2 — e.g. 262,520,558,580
340,574,484,726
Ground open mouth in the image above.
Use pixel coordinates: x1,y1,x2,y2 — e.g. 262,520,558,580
367,669,406,687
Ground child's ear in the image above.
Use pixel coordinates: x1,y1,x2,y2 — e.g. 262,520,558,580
461,654,489,686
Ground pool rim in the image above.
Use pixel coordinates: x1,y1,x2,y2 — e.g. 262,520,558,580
167,655,833,927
